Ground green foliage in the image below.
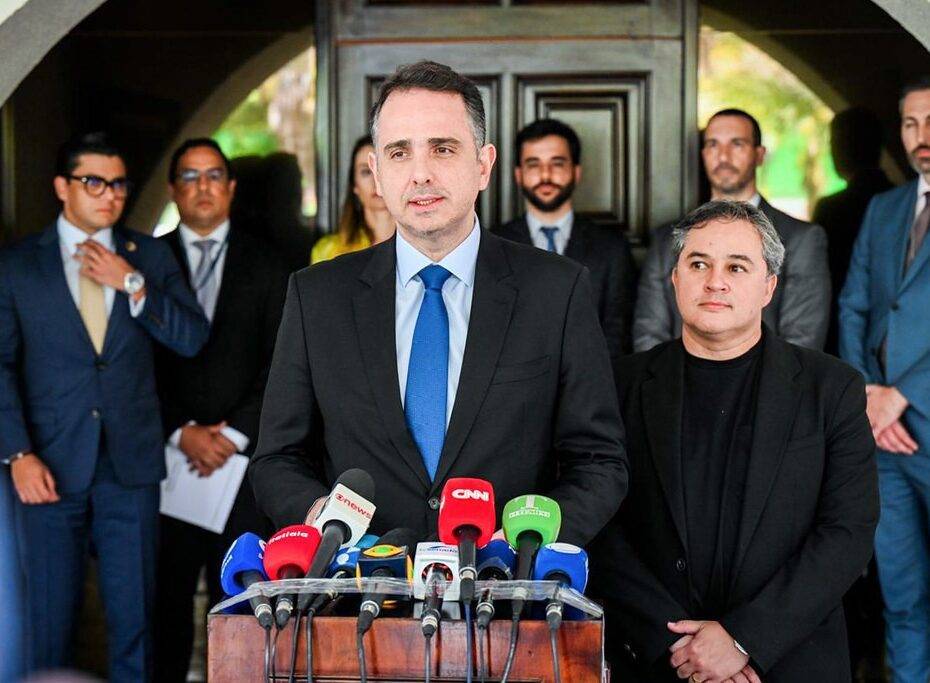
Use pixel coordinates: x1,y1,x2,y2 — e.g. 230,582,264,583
213,90,279,159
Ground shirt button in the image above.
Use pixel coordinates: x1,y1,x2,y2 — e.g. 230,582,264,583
891,302,900,311
91,409,101,419
427,497,440,510
675,558,687,572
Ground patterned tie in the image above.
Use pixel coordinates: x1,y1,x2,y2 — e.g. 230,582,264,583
404,265,453,480
79,266,107,354
540,226,559,253
192,239,218,321
906,191,930,271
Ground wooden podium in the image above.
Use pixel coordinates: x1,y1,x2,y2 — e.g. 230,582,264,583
208,614,605,681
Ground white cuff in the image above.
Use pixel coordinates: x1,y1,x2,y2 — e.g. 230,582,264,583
128,295,146,317
220,425,250,453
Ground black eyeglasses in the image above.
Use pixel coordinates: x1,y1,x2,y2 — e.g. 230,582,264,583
67,174,132,198
176,168,228,185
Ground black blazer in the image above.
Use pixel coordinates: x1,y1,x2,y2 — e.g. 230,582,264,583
156,226,289,452
492,214,637,362
633,198,831,351
591,332,878,681
249,231,629,545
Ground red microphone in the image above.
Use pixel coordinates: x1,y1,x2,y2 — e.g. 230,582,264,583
263,524,321,627
438,477,496,602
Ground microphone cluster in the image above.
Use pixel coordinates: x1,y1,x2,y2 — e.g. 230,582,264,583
217,472,591,683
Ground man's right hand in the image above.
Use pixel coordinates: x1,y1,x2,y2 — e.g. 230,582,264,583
179,423,236,476
11,453,60,504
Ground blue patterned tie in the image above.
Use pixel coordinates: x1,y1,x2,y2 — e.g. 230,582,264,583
405,265,453,480
540,226,559,253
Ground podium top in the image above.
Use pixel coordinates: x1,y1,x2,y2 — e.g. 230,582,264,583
212,578,603,618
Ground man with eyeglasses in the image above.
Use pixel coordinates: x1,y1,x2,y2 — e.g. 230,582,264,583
0,131,209,681
152,138,289,681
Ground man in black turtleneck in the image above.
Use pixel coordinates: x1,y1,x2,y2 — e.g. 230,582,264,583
592,200,878,683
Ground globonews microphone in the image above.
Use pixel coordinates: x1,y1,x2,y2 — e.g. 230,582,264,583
262,524,322,627
474,538,517,629
355,528,418,634
413,542,461,637
438,477,496,603
502,494,562,615
532,542,589,630
297,469,377,613
219,533,274,629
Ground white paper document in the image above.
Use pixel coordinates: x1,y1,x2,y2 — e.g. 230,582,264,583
159,445,248,534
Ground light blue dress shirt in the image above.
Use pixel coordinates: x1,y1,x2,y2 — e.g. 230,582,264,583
395,216,480,427
526,209,574,255
177,220,230,322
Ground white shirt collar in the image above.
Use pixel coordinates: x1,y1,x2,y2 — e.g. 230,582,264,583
57,213,113,255
178,220,230,250
396,215,480,289
748,193,762,208
526,208,574,235
917,175,930,201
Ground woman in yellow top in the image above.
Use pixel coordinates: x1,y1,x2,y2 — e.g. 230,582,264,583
310,134,395,264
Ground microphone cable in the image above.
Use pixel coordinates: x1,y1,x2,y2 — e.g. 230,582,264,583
499,614,520,683
263,627,272,683
357,627,368,683
464,601,474,683
287,611,301,683
424,632,433,683
477,620,487,683
549,625,562,683
305,607,316,683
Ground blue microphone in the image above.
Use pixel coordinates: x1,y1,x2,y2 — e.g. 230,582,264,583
532,542,588,630
220,532,274,629
475,539,517,629
357,534,379,550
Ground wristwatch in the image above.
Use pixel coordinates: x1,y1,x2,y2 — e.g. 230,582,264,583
1,451,28,466
124,270,146,295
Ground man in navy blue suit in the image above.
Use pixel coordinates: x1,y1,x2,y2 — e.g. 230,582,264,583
0,132,209,681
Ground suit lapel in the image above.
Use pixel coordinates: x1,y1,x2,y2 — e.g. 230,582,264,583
432,233,517,487
563,217,586,262
897,182,925,291
730,334,801,584
101,230,137,356
353,239,432,489
507,216,534,247
36,224,96,352
642,341,689,550
165,228,191,285
211,227,244,327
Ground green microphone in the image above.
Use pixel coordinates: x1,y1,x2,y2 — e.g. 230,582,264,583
502,495,562,615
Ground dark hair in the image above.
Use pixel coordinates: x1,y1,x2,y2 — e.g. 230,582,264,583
672,200,785,277
900,76,930,111
708,108,763,147
168,137,233,183
55,131,125,178
337,135,376,245
514,118,581,166
369,60,486,149
831,107,883,169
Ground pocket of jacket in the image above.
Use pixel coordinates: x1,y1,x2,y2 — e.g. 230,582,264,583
490,355,550,385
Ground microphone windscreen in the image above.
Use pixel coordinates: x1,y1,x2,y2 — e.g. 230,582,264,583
220,532,267,596
475,538,517,580
262,525,322,580
438,478,496,547
532,542,588,592
373,527,420,555
502,494,562,548
334,468,376,501
357,534,379,550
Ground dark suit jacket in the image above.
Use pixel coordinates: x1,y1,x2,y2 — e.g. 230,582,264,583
633,198,831,351
492,214,637,361
156,225,289,452
249,231,629,545
0,224,209,493
590,331,878,682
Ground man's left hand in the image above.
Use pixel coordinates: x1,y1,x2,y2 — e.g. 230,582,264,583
865,384,908,436
77,239,140,298
668,620,748,681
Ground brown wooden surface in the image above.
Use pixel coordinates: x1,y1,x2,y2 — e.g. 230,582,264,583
207,614,604,682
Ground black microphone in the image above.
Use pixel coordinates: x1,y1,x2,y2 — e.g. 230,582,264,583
355,528,418,634
296,469,377,613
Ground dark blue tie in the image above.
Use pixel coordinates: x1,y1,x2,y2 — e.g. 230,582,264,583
540,226,559,253
405,265,453,480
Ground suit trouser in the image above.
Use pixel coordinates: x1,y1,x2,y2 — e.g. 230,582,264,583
14,449,159,682
874,450,930,683
154,480,269,683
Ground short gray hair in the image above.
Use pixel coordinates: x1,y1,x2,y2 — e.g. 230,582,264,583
671,200,785,277
369,60,486,151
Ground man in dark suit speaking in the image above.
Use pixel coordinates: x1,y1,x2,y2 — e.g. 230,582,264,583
593,201,877,682
249,61,628,545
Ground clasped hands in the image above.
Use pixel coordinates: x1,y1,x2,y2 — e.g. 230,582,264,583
179,422,237,477
865,384,917,455
668,620,759,683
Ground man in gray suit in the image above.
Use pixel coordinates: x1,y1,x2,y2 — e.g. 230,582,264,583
633,109,830,351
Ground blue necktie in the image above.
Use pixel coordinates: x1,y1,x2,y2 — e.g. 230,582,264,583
540,226,559,253
405,265,453,480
